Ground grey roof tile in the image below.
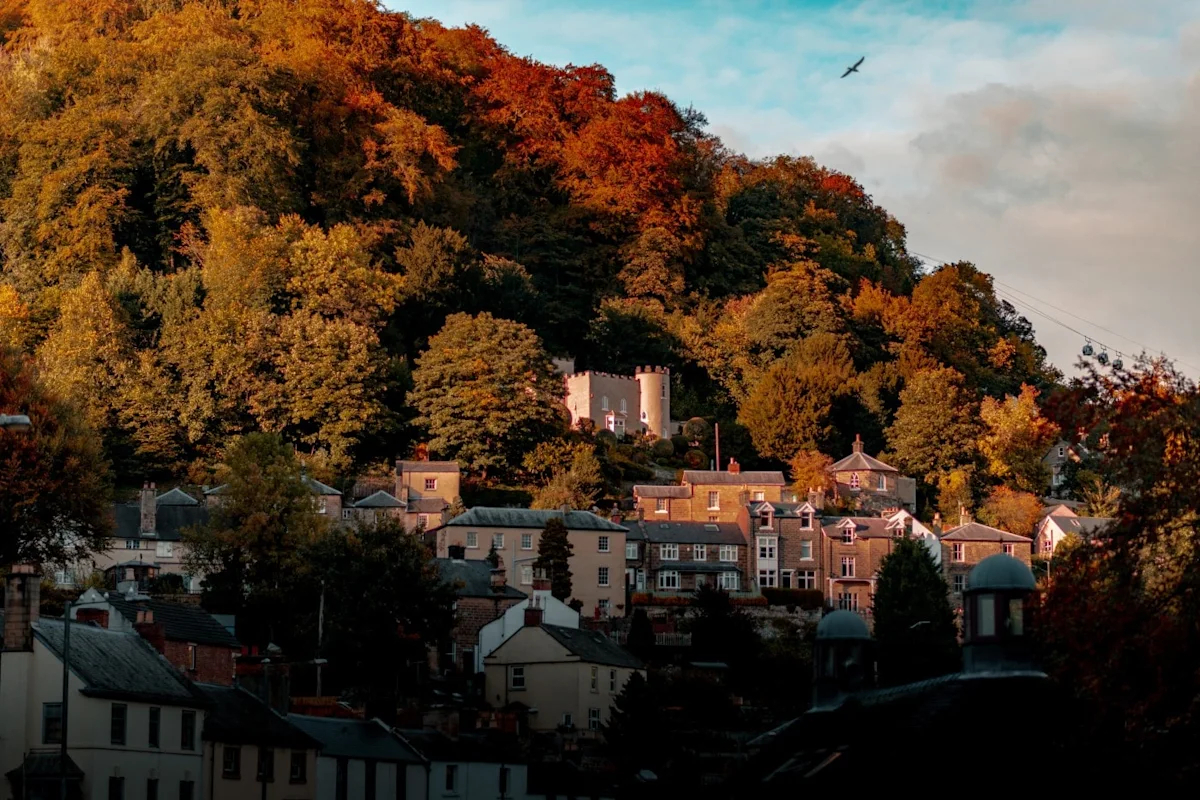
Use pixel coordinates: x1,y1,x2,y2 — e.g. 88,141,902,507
445,507,627,532
197,684,318,749
105,598,241,648
434,559,526,599
408,497,449,513
940,522,1032,542
828,452,898,473
682,470,786,486
156,488,200,507
633,485,691,498
537,624,644,669
1046,515,1112,536
397,461,461,474
352,490,406,509
650,562,741,574
114,503,209,542
637,521,746,545
287,715,424,763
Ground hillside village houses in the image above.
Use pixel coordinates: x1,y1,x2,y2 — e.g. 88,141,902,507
633,461,788,523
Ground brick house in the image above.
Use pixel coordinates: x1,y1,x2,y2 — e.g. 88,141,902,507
72,588,242,685
741,500,823,592
434,555,527,675
396,459,462,530
628,520,752,599
633,460,787,522
432,508,628,619
828,435,917,513
941,521,1033,608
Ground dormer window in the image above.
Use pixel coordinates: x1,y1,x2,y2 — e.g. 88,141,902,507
842,527,854,544
801,511,814,530
849,473,860,490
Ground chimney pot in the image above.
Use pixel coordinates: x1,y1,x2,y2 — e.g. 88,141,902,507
728,458,740,475
134,610,167,655
852,434,864,454
3,565,41,652
524,605,544,627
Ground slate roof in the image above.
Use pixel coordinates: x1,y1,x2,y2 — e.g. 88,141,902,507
940,522,1032,542
104,597,241,648
749,501,817,519
397,460,461,474
33,619,206,707
538,623,643,669
682,470,787,486
434,558,527,599
113,503,208,542
1045,515,1112,536
205,473,341,496
633,485,691,498
396,729,524,765
409,497,449,513
287,715,424,763
828,451,899,473
821,517,899,539
445,507,627,532
156,487,200,506
197,684,318,749
352,490,406,509
638,520,746,545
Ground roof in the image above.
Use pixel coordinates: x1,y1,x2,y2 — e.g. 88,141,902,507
968,554,1037,591
637,520,745,545
5,753,83,781
682,470,787,486
409,497,449,513
816,610,871,641
828,452,898,474
104,597,241,648
196,684,319,749
434,559,526,600
205,473,341,497
287,715,424,763
1045,515,1112,536
396,729,524,765
113,503,208,542
352,490,406,509
749,501,817,519
538,623,644,669
156,487,200,507
398,460,461,474
1039,503,1077,519
651,562,741,574
33,619,206,707
633,485,691,499
820,517,897,539
445,507,627,532
941,522,1032,542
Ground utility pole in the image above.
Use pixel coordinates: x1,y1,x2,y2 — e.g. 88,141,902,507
60,600,71,800
316,581,325,697
714,422,721,470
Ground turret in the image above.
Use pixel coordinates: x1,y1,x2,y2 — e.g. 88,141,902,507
962,554,1039,674
634,365,670,439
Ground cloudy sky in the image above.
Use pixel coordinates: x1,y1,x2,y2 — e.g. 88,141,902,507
390,0,1200,378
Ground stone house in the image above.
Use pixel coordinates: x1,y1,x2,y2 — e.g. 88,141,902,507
434,555,527,675
633,460,787,522
1043,438,1088,495
206,470,344,519
1034,514,1112,558
341,489,407,527
817,516,919,614
562,365,672,439
395,459,462,530
827,435,917,513
71,590,242,686
432,508,629,619
474,578,580,674
1,566,208,800
286,715,427,800
628,520,751,598
941,521,1033,607
482,611,644,739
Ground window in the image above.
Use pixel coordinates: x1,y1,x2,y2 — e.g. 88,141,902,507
181,710,196,751
1043,536,1054,554
878,474,887,491
719,572,740,591
598,566,610,587
758,569,777,588
492,533,504,549
708,515,718,522
953,574,966,592
694,574,706,589
590,666,599,691
520,566,533,585
149,706,160,748
125,539,139,549
601,395,609,411
425,478,437,491
598,535,610,552
445,765,458,793
841,557,855,578
978,594,996,637
418,514,429,528
609,669,618,692
719,545,737,562
257,747,274,783
521,533,533,550
187,644,197,671
655,498,666,513
108,777,124,800
1057,445,1065,458
758,536,776,560
223,746,241,778
1008,598,1025,636
509,666,525,690
499,767,510,797
588,707,602,730
146,779,158,800
466,532,478,548
111,703,127,745
849,472,860,490
662,382,668,399
752,491,765,502
781,570,792,589
686,544,704,562
342,508,353,520
290,751,307,784
801,511,814,529
620,398,627,413
658,570,680,590
660,543,678,560
156,541,174,558
316,497,327,515
180,782,194,800
838,592,859,611
800,540,813,560
842,527,854,544
707,491,720,510
42,703,62,745
953,543,965,562
562,712,574,727
759,513,773,530
625,542,638,559
797,570,816,589
1003,543,1015,556
598,598,610,616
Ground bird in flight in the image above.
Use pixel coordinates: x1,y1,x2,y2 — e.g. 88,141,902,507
841,56,865,78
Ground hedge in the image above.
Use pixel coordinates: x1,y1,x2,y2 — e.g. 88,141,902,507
761,588,825,610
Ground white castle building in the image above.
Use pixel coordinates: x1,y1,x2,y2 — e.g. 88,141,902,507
554,358,673,439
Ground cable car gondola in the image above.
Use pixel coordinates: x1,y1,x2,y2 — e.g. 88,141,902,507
1082,341,1095,357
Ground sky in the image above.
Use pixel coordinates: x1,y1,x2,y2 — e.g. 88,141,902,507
388,0,1200,378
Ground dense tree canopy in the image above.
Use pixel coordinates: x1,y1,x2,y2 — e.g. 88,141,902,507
872,537,959,686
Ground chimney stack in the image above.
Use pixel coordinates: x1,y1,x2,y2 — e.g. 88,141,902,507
140,481,157,535
490,567,507,593
727,458,741,475
394,458,404,502
133,608,167,654
524,596,544,627
852,434,864,454
4,564,41,652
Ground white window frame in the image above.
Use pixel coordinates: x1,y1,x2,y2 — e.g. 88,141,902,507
801,511,814,530
842,528,854,544
156,541,174,558
838,592,859,611
620,397,627,414
752,491,765,502
953,543,965,562
601,395,609,411
841,557,855,578
953,574,966,592
521,533,533,550
1003,543,1015,556
798,570,816,589
466,532,478,549
625,542,638,559
719,572,739,591
598,598,610,616
800,540,813,560
707,491,720,511
758,569,777,588
509,666,525,690
598,566,610,587
693,544,707,561
316,497,328,515
492,533,504,550
520,566,533,585
588,707,601,731
660,543,679,561
658,570,680,590
849,473,860,490
757,536,777,560
655,498,667,513
125,540,139,550
598,535,610,553
590,666,598,691
877,474,887,491
719,545,737,562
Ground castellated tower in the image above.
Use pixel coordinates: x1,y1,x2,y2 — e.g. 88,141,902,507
634,366,670,439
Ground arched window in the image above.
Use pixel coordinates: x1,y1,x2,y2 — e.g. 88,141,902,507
620,398,627,413
849,472,861,490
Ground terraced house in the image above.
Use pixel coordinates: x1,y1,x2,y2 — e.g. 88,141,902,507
625,519,752,601
633,461,787,523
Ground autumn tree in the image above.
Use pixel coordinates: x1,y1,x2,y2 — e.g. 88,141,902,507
978,486,1043,535
411,313,566,479
978,384,1059,493
533,517,574,602
886,367,980,488
872,537,959,686
790,450,835,497
530,445,605,510
1079,477,1120,517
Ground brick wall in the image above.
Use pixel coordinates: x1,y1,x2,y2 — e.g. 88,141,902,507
943,540,1033,608
638,484,783,523
160,640,238,686
451,595,523,673
643,540,749,593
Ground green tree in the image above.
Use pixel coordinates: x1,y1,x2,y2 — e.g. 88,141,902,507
872,537,959,686
886,367,980,487
1080,477,1120,518
0,347,111,567
410,313,566,479
530,446,605,510
978,384,1060,493
603,671,666,774
626,607,656,662
686,584,761,671
533,517,574,602
485,540,500,568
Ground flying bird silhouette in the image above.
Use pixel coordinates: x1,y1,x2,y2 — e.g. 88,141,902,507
841,56,865,78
